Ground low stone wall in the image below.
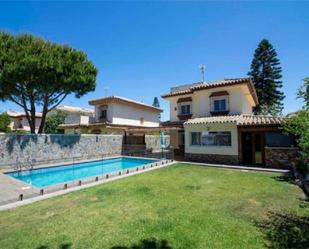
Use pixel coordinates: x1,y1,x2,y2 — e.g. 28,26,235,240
185,153,239,165
122,135,170,157
265,147,299,169
0,134,169,169
122,144,148,156
0,134,123,169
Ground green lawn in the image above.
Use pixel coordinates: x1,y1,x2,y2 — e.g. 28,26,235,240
0,164,308,249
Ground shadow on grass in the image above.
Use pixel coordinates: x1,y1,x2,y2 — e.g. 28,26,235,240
36,243,71,249
299,198,309,209
257,211,309,249
111,238,172,249
272,173,295,184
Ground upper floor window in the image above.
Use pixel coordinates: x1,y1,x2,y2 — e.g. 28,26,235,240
214,99,227,112
140,117,144,125
210,91,229,115
177,97,192,118
180,104,191,115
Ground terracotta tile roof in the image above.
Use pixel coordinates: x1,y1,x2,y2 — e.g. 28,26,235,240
88,96,162,113
161,78,258,105
184,115,285,126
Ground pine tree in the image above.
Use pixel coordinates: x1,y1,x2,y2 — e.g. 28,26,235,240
248,39,285,115
152,97,160,108
152,97,161,121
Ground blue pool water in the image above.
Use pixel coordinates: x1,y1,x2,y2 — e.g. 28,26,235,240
6,157,156,187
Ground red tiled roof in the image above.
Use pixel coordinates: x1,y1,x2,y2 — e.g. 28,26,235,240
161,78,258,105
184,115,285,126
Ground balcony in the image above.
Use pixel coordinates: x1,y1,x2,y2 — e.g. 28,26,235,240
177,113,193,121
210,110,229,116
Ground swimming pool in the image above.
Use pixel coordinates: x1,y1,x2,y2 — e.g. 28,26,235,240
6,157,157,187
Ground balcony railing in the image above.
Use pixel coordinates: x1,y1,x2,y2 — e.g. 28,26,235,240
177,113,193,121
210,110,229,116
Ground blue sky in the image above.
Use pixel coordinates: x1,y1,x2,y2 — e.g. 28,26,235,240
0,1,308,120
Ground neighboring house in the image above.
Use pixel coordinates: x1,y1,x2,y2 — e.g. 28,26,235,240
50,105,94,125
6,111,42,133
59,96,162,134
162,78,296,168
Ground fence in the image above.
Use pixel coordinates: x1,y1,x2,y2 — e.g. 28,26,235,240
0,134,170,169
0,156,174,207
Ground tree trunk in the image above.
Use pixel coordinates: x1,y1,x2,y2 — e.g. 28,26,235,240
38,110,47,134
20,94,36,134
37,97,49,134
29,93,37,134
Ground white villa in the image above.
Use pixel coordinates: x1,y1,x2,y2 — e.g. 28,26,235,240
50,105,94,126
162,78,296,167
59,96,162,134
6,111,42,133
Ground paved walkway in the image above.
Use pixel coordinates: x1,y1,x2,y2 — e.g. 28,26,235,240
0,173,40,205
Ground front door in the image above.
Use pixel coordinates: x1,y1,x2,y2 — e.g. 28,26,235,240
242,132,253,164
254,133,263,164
241,132,265,165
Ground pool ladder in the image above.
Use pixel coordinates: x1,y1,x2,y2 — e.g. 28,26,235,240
14,156,35,171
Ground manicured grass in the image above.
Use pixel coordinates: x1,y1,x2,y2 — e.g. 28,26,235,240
0,164,308,249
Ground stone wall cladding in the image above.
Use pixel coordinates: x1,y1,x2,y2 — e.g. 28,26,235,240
185,153,239,165
145,135,170,151
122,144,147,156
265,147,299,169
122,135,170,157
0,134,169,169
0,134,123,169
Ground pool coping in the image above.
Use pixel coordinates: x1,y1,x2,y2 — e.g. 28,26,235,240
0,160,175,212
1,155,159,174
2,155,159,194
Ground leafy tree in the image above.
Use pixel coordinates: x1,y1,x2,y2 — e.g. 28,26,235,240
297,77,309,108
44,111,67,134
152,97,161,120
284,79,309,174
284,109,309,174
0,112,11,132
248,39,285,115
0,32,97,134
